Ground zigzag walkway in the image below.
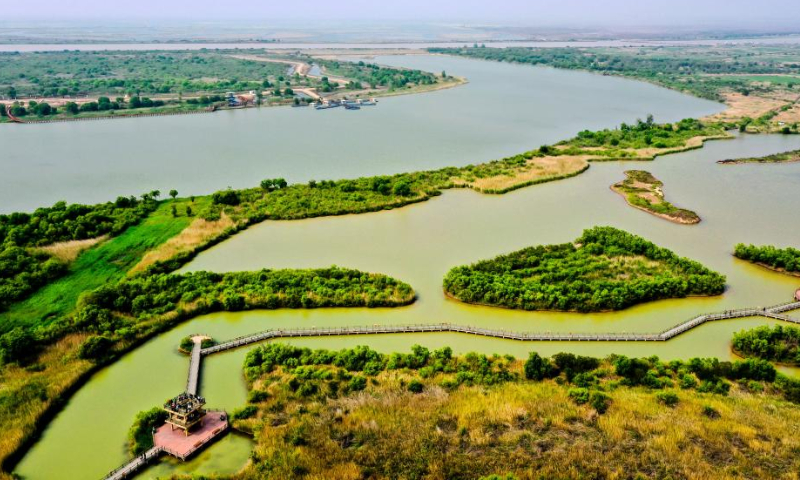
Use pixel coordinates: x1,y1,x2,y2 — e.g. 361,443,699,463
200,300,800,356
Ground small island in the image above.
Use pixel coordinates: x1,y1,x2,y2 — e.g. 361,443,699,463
717,148,800,165
611,170,700,224
443,227,726,312
734,243,800,277
733,325,800,366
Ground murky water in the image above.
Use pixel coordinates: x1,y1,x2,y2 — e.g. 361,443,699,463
13,58,800,480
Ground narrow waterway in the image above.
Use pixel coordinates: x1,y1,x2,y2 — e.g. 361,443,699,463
0,55,722,213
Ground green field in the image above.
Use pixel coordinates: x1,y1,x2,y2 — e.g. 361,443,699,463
0,199,198,334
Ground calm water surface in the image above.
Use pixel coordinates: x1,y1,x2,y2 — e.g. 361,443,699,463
0,55,722,213
13,59,799,480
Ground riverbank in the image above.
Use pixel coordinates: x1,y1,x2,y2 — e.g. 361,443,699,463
611,170,701,224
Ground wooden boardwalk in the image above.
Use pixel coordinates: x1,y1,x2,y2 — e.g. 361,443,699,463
201,300,800,356
102,446,161,480
186,337,203,395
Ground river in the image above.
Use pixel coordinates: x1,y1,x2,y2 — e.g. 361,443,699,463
12,57,800,480
0,55,722,213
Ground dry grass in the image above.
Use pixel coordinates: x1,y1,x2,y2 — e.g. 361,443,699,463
33,236,107,263
0,334,92,478
233,363,800,480
129,213,235,274
452,156,589,192
775,103,800,124
704,91,791,123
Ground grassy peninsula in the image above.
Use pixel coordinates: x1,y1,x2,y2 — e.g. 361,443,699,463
612,170,700,224
733,325,800,366
443,227,726,312
0,195,157,311
734,244,800,276
718,148,800,164
226,343,800,480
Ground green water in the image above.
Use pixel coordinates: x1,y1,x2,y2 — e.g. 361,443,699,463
12,60,799,480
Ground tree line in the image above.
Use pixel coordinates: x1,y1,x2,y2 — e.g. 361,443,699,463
734,243,800,274
733,325,800,365
443,227,726,312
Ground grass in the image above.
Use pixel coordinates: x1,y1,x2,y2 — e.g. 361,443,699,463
0,199,196,333
612,170,701,224
230,353,800,480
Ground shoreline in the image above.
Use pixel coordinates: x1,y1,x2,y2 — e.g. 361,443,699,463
738,260,800,278
609,183,701,225
2,77,467,126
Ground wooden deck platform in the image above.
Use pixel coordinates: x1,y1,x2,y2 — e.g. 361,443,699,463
154,411,228,461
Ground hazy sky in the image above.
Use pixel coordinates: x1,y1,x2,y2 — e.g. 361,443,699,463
5,0,800,26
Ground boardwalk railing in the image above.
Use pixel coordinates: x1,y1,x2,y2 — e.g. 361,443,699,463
186,339,203,395
201,300,800,356
102,446,161,480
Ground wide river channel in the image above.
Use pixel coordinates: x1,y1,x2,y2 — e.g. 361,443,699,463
12,56,800,479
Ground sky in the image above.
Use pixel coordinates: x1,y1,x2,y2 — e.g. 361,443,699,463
4,0,800,27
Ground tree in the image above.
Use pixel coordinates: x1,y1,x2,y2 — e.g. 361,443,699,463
64,102,79,115
171,205,178,217
524,352,550,380
150,190,160,199
0,327,35,364
169,189,178,199
78,335,115,360
186,205,193,217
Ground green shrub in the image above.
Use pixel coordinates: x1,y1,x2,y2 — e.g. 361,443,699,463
232,405,258,420
408,380,424,393
128,407,167,455
656,391,679,407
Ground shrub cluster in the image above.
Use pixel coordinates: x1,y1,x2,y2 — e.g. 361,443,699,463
444,226,726,312
734,243,800,274
733,325,800,365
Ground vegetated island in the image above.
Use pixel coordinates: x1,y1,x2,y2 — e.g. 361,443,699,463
717,148,800,164
733,325,800,366
611,170,700,224
220,343,800,479
734,243,800,277
443,227,726,312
